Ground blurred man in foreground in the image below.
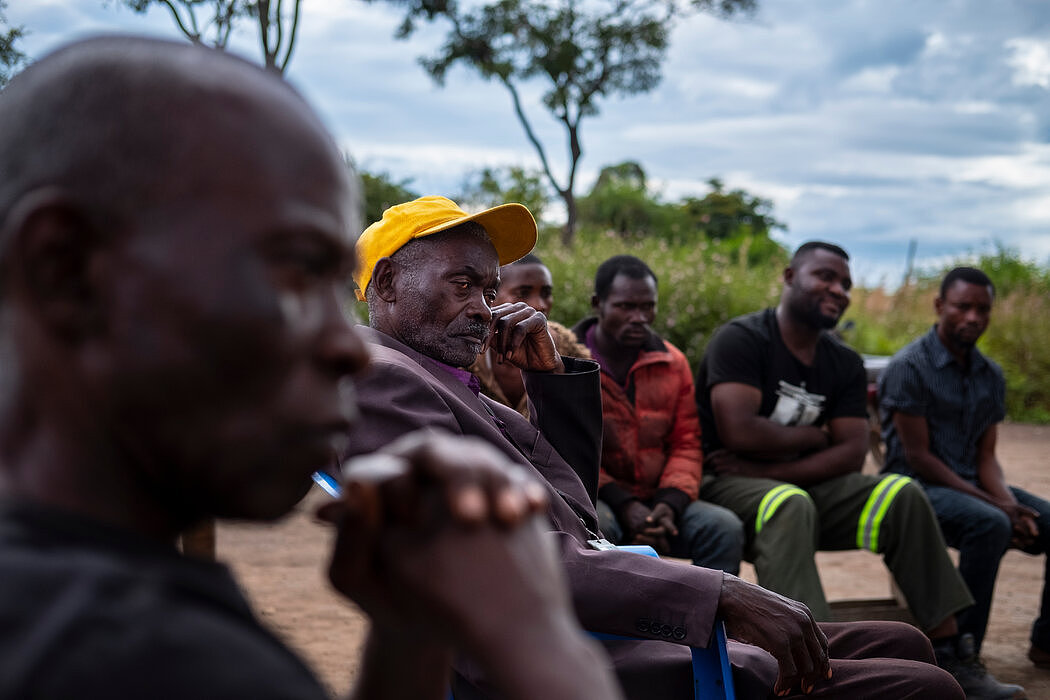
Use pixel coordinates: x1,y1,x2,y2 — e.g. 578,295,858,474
0,36,619,700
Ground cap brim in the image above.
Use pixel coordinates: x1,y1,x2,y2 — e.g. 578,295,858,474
413,202,537,265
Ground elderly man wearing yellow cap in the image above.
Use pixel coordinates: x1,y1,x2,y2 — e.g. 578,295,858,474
345,195,965,700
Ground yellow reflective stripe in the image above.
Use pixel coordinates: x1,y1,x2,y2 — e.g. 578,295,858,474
856,475,913,551
857,475,899,550
755,485,810,534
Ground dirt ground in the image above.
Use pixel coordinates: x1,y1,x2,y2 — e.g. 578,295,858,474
217,422,1050,698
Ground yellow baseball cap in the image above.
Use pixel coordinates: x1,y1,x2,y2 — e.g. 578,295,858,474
354,195,537,300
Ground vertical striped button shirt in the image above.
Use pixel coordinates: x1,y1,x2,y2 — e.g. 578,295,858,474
878,326,1005,484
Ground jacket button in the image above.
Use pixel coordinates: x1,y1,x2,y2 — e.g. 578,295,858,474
660,624,673,638
673,627,686,640
635,618,651,634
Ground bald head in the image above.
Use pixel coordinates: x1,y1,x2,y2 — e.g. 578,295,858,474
0,36,366,526
0,36,355,260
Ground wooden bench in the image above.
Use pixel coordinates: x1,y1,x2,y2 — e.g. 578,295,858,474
830,576,914,624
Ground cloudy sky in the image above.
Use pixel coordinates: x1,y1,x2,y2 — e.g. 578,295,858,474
10,0,1050,286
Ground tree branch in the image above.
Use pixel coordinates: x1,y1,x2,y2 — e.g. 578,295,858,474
279,0,302,73
500,75,565,198
159,0,201,42
217,1,236,48
273,0,285,65
256,0,276,70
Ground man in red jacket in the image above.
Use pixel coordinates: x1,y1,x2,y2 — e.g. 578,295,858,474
573,255,743,571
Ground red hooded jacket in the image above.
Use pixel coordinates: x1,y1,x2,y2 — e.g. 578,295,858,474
575,317,702,516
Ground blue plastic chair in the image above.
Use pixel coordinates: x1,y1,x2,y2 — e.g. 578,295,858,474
588,544,736,700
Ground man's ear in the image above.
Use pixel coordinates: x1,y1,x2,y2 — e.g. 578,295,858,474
934,295,944,317
4,190,107,343
591,294,599,311
370,257,397,303
783,265,795,286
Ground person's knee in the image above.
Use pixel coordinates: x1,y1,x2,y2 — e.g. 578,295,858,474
889,480,929,510
682,502,744,543
927,489,1016,557
756,487,817,537
967,507,1012,547
897,662,966,700
881,622,936,664
681,502,744,570
823,620,933,663
881,481,942,535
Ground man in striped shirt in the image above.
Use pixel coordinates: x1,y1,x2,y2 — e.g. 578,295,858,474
881,266,1050,686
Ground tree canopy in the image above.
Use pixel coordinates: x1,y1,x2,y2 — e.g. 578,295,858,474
578,160,663,236
0,1,26,88
360,169,420,225
677,177,785,241
457,166,550,222
576,162,785,247
373,0,756,244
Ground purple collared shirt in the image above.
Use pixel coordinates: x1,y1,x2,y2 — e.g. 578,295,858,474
433,359,483,397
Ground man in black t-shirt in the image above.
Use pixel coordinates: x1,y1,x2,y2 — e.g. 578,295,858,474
695,242,1022,698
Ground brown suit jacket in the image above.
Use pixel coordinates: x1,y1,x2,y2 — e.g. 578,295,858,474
345,327,776,699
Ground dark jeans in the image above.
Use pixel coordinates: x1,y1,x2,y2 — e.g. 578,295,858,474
924,484,1050,652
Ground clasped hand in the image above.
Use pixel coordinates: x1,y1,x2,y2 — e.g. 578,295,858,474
317,431,560,654
621,501,677,554
1000,500,1040,549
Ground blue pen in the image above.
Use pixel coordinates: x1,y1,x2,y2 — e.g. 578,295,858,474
311,471,342,498
313,454,405,500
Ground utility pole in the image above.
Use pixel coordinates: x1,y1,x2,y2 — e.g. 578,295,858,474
903,238,917,287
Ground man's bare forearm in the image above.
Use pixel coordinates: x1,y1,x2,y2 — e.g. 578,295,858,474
719,414,828,457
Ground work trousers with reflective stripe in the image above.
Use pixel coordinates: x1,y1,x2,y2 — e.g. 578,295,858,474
700,472,973,631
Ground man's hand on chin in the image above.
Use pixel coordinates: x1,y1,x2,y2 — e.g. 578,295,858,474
487,302,564,373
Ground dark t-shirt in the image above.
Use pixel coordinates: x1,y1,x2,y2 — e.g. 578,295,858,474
0,500,327,700
696,308,867,454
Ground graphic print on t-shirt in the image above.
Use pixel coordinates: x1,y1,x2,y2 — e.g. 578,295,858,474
769,380,826,426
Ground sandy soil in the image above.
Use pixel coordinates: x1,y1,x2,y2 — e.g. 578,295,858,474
217,422,1050,698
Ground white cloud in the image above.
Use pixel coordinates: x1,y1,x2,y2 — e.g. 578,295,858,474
350,142,527,170
841,66,900,94
1012,194,1050,226
952,101,998,115
950,144,1050,189
674,71,779,100
1006,37,1050,88
923,31,949,56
